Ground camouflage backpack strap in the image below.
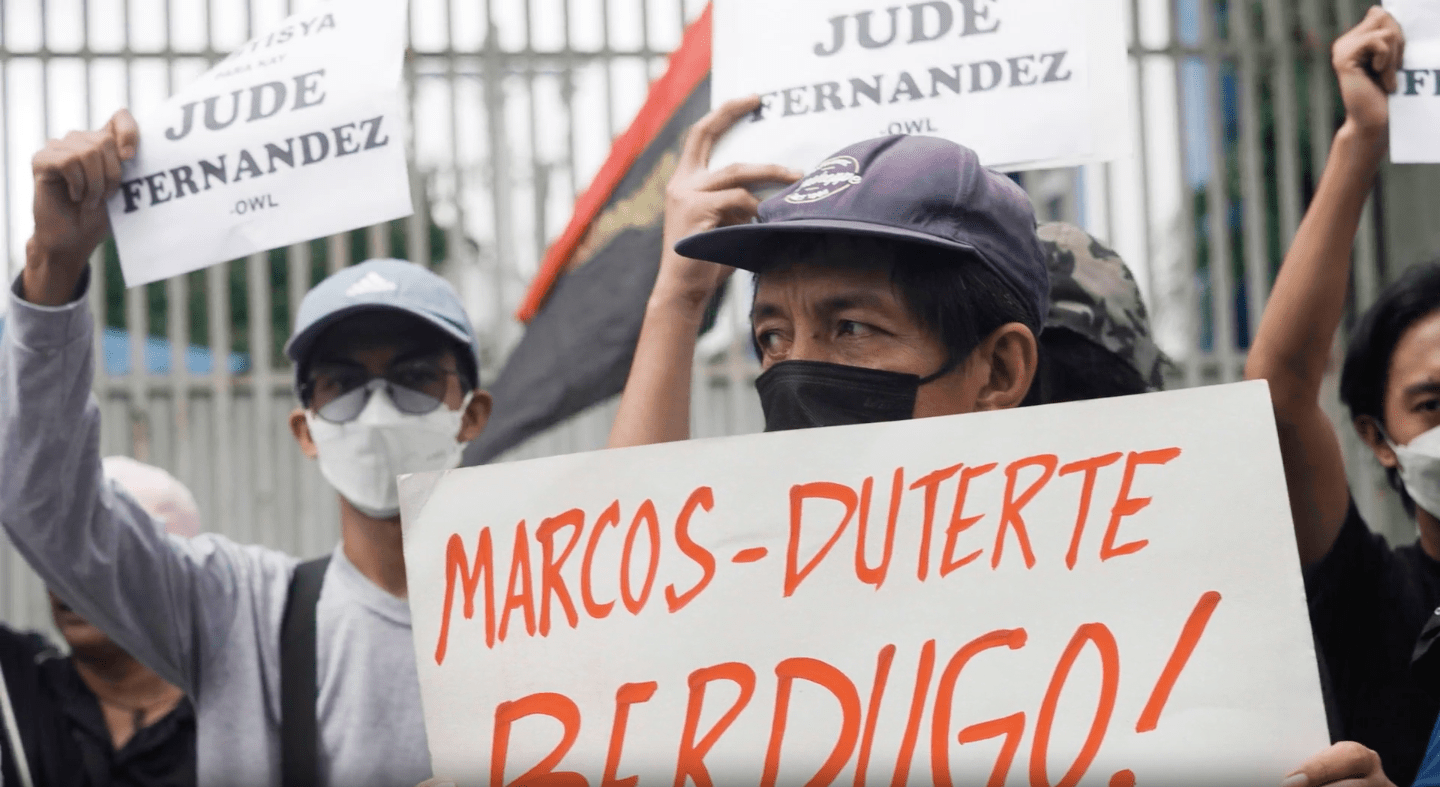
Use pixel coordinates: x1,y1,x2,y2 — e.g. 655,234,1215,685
1037,221,1173,390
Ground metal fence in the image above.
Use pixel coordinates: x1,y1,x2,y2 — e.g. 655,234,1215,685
0,0,705,633
0,0,1424,636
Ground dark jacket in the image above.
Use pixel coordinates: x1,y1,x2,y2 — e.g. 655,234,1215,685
0,625,195,787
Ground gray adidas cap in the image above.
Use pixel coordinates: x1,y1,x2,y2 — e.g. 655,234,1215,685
284,258,482,394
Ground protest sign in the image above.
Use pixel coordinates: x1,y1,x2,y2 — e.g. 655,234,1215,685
708,0,1131,174
1386,0,1440,163
402,380,1327,785
105,0,412,287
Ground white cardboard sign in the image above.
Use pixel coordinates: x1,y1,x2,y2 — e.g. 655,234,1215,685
106,0,412,287
1386,0,1440,164
709,0,1132,174
401,381,1328,786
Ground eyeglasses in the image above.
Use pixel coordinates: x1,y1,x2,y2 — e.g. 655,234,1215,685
305,361,459,423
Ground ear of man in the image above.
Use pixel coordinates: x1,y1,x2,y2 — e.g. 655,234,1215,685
459,390,493,442
289,410,318,459
971,322,1039,411
1354,414,1399,469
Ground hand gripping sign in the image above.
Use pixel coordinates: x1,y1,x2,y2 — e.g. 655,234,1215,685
400,381,1328,786
1386,0,1440,163
106,0,412,287
708,0,1132,174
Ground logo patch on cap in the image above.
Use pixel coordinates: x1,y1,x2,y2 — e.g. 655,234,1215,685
345,271,398,298
785,156,863,205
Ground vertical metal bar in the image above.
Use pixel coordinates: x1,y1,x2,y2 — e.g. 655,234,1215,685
118,0,151,460
404,48,429,267
600,0,615,136
1128,0,1163,353
246,252,274,546
1100,162,1115,249
1263,0,1304,243
327,232,350,274
167,274,192,489
367,221,392,259
1301,0,1334,179
1170,0,1201,386
409,170,431,265
1199,0,1237,381
285,241,317,555
525,0,547,267
288,243,311,325
561,0,579,199
443,0,475,362
639,0,651,70
206,263,234,537
483,4,515,357
284,240,308,551
1233,0,1272,342
161,0,191,492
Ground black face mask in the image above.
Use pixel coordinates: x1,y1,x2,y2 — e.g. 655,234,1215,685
755,359,955,432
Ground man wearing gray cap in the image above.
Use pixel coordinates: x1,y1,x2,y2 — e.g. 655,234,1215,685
0,109,491,787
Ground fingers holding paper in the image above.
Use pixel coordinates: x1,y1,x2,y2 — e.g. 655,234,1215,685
27,108,139,305
658,95,802,310
1284,742,1396,787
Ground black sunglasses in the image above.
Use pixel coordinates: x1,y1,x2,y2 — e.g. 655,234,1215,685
305,362,459,423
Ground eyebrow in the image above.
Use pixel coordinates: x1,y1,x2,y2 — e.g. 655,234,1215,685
811,291,891,317
752,289,894,322
309,346,450,373
1403,380,1440,398
391,347,451,365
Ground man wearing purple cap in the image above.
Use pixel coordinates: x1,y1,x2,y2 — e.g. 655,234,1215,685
0,110,492,787
611,97,1045,446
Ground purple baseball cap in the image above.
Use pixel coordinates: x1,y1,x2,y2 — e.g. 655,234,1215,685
674,135,1050,326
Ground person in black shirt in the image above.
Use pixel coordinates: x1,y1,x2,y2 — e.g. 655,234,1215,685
1246,6,1423,786
0,457,198,787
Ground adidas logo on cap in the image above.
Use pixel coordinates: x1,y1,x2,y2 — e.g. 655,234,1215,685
345,271,398,298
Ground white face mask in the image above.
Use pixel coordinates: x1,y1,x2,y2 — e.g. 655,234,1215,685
1386,424,1440,519
306,388,472,519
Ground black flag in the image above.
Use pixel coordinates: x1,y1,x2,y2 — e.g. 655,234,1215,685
463,7,713,465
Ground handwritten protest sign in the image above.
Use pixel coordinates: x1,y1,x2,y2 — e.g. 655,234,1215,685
105,0,412,287
401,380,1327,785
708,0,1131,174
1386,0,1440,163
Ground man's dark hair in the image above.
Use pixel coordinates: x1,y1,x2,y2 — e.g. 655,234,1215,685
1340,260,1440,515
1021,328,1148,407
751,235,1039,369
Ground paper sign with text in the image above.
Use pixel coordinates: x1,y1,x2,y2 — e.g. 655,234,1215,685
708,0,1132,174
401,381,1327,786
1386,0,1440,163
106,0,412,287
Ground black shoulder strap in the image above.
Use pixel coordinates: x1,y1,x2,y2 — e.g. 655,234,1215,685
281,556,330,787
